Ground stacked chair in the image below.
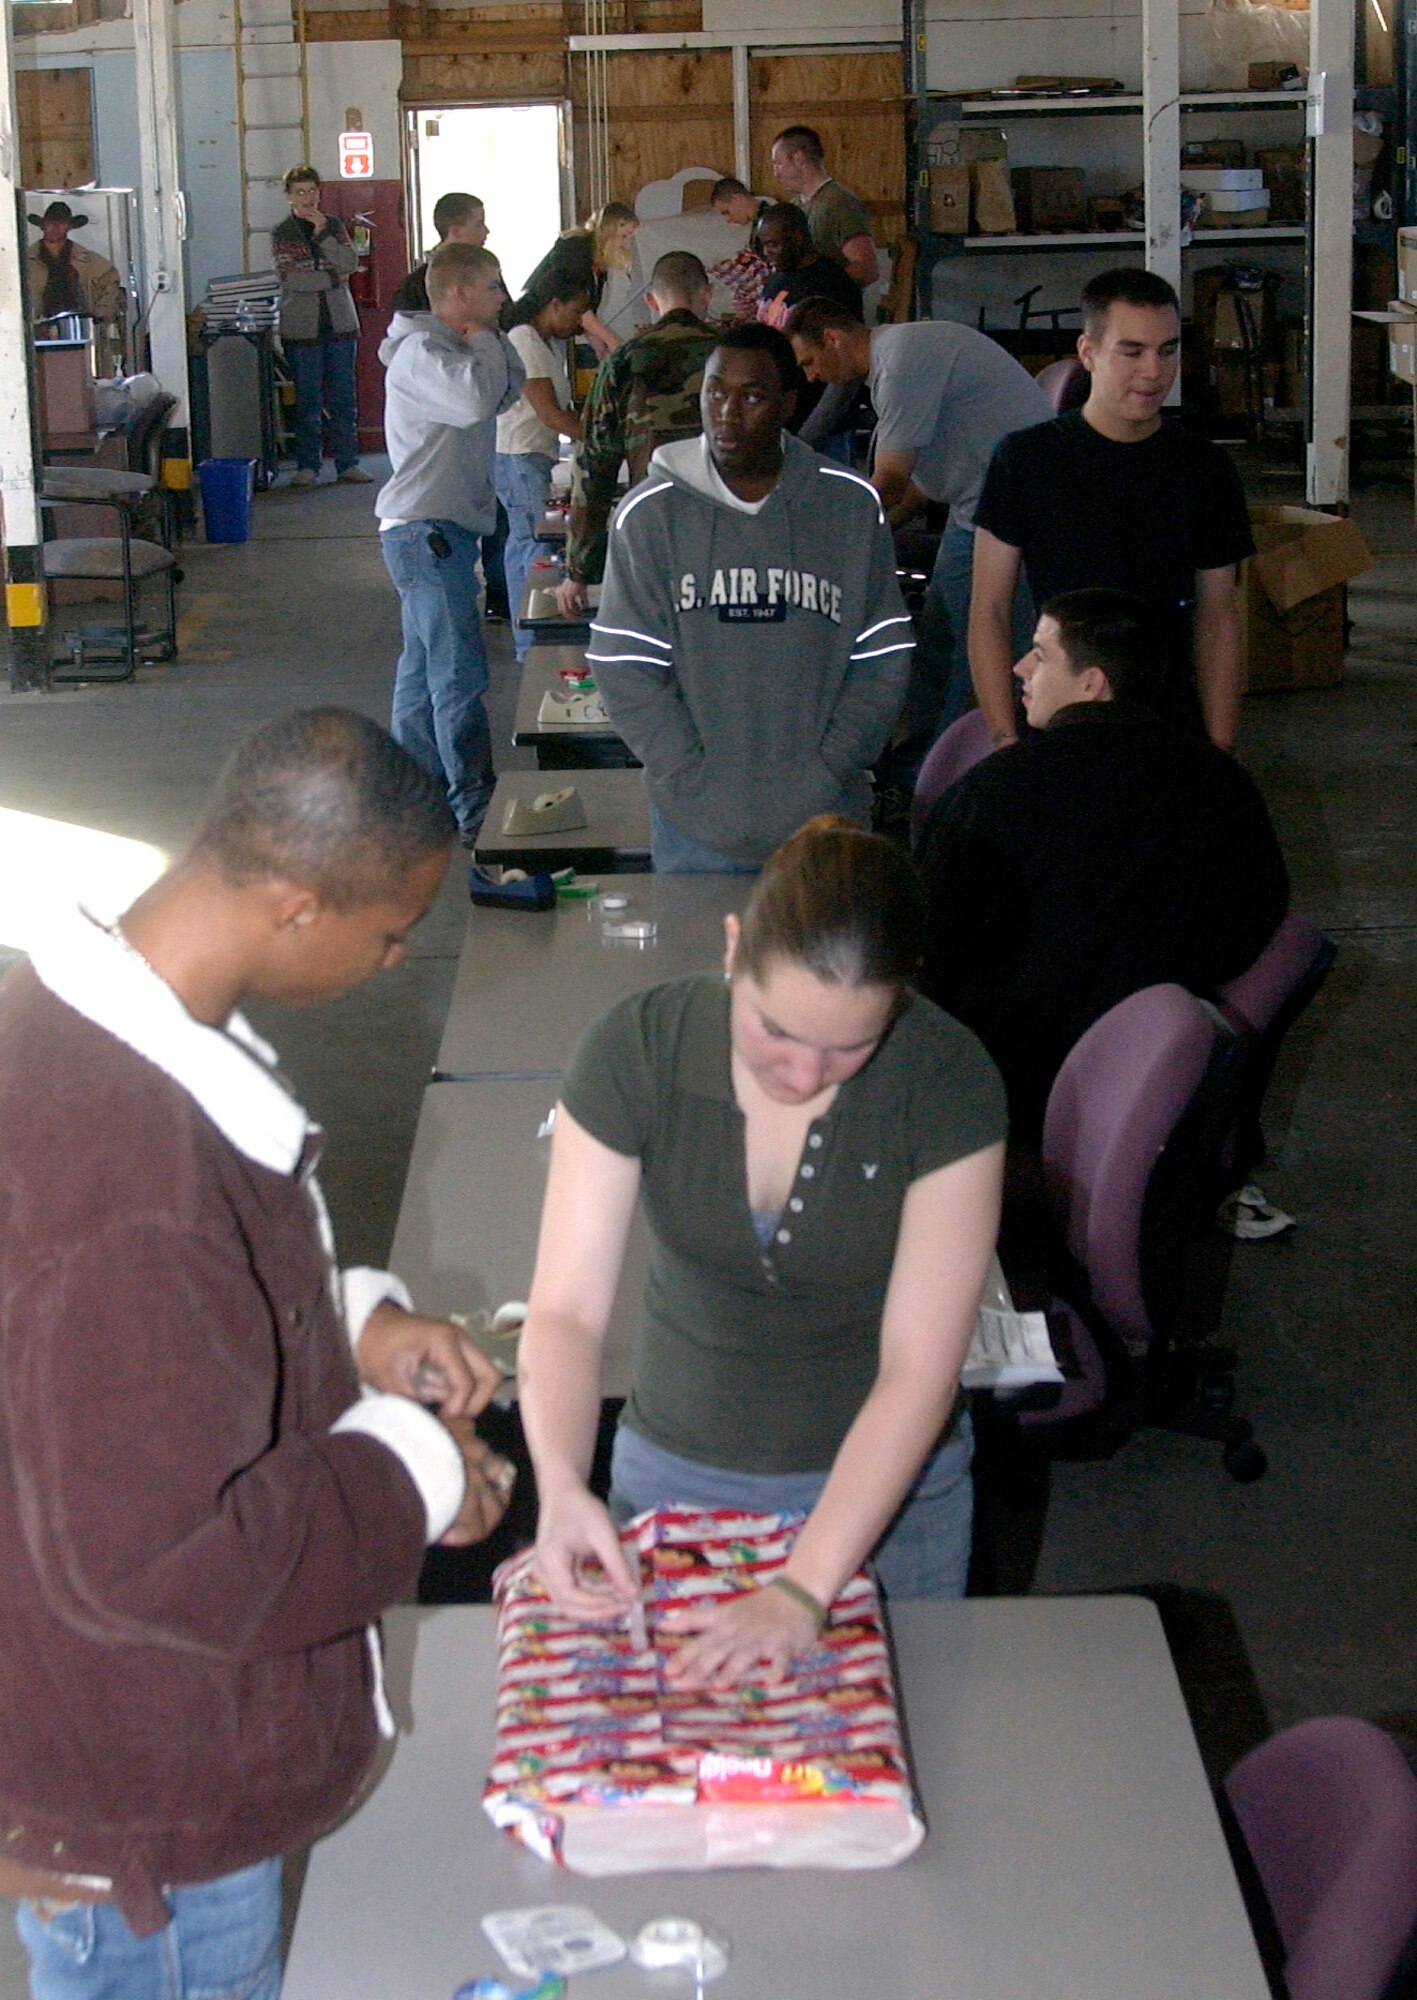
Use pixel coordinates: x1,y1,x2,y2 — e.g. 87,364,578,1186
40,391,181,684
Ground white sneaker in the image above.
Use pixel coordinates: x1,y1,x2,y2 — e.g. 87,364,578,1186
1216,1183,1296,1240
290,468,317,488
337,463,373,484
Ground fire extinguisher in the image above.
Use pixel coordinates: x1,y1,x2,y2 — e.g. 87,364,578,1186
349,215,375,306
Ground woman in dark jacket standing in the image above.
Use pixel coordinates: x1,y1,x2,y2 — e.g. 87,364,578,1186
271,165,370,486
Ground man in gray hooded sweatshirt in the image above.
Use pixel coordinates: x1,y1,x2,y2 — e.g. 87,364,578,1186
588,324,913,871
377,242,524,843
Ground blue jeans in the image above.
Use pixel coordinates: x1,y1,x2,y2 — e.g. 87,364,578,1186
899,522,1034,784
16,1858,282,2000
649,803,759,876
494,451,556,662
381,520,495,840
609,1407,974,1601
287,336,360,474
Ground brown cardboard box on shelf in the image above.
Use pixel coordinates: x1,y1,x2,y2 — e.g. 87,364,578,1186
971,160,1017,234
1247,61,1304,89
929,165,971,234
1397,228,1417,307
1087,196,1127,231
1352,302,1417,387
1182,139,1247,169
1242,507,1373,693
1387,307,1417,387
1014,167,1086,232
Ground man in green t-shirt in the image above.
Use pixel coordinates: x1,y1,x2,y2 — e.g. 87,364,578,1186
769,124,879,292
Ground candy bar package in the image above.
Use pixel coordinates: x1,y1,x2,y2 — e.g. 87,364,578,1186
484,1508,925,1874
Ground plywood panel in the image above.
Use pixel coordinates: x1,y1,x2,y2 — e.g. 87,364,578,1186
402,46,567,101
750,51,905,245
17,68,96,190
570,48,733,210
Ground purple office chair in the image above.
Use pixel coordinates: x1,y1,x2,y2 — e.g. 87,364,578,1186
910,710,996,842
1004,983,1265,1477
1225,1718,1417,2000
1032,355,1089,413
1219,915,1336,1183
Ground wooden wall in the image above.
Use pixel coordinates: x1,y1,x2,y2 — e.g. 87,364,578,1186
17,69,96,190
570,49,733,210
750,51,905,246
303,5,906,244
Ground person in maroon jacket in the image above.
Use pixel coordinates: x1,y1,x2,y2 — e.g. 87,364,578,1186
0,708,513,2000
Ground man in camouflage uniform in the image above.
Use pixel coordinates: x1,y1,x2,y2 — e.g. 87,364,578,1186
555,252,716,616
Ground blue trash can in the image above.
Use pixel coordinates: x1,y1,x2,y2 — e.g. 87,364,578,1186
197,457,256,543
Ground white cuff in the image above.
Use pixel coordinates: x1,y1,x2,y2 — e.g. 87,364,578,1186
342,1267,414,1353
331,1393,466,1542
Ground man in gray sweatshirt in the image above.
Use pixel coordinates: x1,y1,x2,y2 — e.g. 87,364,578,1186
588,324,913,871
376,242,524,843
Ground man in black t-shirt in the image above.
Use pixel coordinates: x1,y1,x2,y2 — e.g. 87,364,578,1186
917,589,1288,1139
970,269,1253,753
392,191,487,314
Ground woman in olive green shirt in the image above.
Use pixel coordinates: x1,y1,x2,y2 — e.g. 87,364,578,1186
518,818,1006,1688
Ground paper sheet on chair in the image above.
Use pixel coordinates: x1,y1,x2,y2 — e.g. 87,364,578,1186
962,1307,1063,1390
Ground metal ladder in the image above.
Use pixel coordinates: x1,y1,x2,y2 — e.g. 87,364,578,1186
232,0,310,271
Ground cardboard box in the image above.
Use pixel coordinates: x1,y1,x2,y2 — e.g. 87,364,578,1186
1248,61,1304,90
1183,139,1247,169
1181,167,1264,192
929,165,971,235
1385,303,1417,387
1352,302,1417,387
1398,228,1417,308
1203,202,1273,229
1242,507,1373,693
971,159,1017,234
1014,167,1086,233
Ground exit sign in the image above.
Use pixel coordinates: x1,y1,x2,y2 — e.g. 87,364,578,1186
338,130,374,179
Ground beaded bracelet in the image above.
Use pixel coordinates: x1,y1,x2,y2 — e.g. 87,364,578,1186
770,1574,828,1631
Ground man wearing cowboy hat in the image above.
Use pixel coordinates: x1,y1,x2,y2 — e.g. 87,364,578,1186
26,201,126,331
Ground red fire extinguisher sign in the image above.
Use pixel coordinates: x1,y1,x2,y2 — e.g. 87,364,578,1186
338,131,374,179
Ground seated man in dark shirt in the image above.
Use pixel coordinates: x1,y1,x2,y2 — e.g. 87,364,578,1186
970,268,1254,754
917,588,1289,1140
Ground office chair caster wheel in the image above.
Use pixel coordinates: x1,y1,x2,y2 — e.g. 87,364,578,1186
1223,1439,1267,1483
1199,1376,1236,1418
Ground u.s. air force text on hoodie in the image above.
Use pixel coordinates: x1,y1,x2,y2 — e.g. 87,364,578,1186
375,310,525,536
588,434,915,865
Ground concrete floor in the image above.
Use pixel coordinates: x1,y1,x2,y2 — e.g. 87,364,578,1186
0,453,1413,1989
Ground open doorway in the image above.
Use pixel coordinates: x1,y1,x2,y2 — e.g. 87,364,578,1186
406,103,570,300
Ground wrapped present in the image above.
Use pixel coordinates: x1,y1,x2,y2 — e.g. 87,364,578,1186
484,1508,925,1874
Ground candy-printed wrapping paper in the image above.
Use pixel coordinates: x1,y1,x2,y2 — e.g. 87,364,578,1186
484,1508,925,1873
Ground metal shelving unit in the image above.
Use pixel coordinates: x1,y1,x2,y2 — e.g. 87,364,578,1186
921,88,1308,270
902,0,1354,504
956,227,1307,251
